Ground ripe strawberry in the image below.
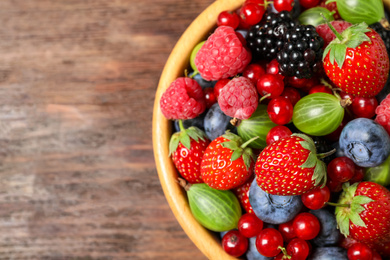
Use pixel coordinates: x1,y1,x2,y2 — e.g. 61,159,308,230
232,175,254,213
194,26,252,81
200,132,257,190
170,121,210,183
335,182,390,245
323,22,389,97
255,134,329,196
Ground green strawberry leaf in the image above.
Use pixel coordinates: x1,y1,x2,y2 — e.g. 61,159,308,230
186,126,206,142
221,140,239,150
325,0,336,4
222,131,242,143
312,160,327,187
336,211,350,236
242,152,252,171
333,44,347,69
352,195,374,205
169,133,181,156
231,149,243,162
180,132,191,150
349,211,367,228
301,152,317,168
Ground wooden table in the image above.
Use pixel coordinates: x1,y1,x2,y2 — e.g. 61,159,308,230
0,0,213,258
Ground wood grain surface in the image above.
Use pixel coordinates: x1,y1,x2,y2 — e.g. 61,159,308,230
0,0,213,259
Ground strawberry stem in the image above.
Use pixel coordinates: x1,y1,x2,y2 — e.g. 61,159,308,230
241,136,260,149
177,178,192,191
320,13,343,42
178,119,185,132
327,202,350,207
317,148,336,159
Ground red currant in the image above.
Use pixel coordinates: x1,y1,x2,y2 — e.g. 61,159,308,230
372,251,383,260
266,125,292,146
287,238,310,260
278,220,296,242
327,156,356,183
266,59,282,76
280,87,301,106
326,178,343,193
285,76,318,90
203,87,217,109
301,186,330,210
267,97,293,125
347,243,373,260
351,96,378,118
255,228,284,257
257,74,285,100
292,213,320,240
239,3,265,26
243,63,266,85
308,85,333,95
217,11,240,29
349,166,365,184
299,0,320,9
222,230,249,257
214,79,230,100
273,0,294,12
238,213,264,238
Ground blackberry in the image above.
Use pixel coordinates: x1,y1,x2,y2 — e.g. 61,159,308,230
369,22,390,57
312,136,335,165
277,24,324,78
247,11,298,61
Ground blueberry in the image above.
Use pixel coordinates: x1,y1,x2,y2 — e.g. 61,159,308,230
248,178,303,224
188,72,216,89
308,247,348,260
246,236,273,260
173,113,206,133
204,103,235,141
339,118,390,167
310,209,341,247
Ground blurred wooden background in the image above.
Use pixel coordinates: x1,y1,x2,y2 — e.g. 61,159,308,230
0,0,213,259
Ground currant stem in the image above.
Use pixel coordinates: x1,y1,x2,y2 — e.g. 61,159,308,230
241,136,260,149
320,13,343,41
278,246,291,259
259,93,271,103
326,202,350,207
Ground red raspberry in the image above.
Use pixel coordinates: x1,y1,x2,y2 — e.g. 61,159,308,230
319,0,341,20
160,77,206,120
316,20,352,48
218,77,258,119
195,26,252,81
375,93,390,135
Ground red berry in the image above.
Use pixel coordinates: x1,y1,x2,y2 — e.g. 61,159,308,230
233,175,254,213
372,251,383,260
347,243,373,260
203,87,217,109
218,77,258,119
278,220,296,242
286,238,310,260
293,212,320,240
257,74,285,100
280,87,301,106
217,11,240,29
339,235,359,250
285,76,319,90
239,3,265,26
195,26,251,81
326,178,343,193
266,125,292,146
243,63,266,85
301,186,330,210
375,93,390,135
327,156,356,183
160,77,206,120
255,228,284,257
349,166,365,184
299,0,320,9
267,97,293,125
238,213,264,238
351,96,378,118
273,0,294,12
266,59,283,76
222,230,249,257
309,85,333,95
214,79,230,100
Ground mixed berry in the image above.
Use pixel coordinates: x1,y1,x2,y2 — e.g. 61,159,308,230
159,0,390,259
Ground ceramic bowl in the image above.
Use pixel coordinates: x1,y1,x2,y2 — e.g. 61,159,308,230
152,0,390,259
